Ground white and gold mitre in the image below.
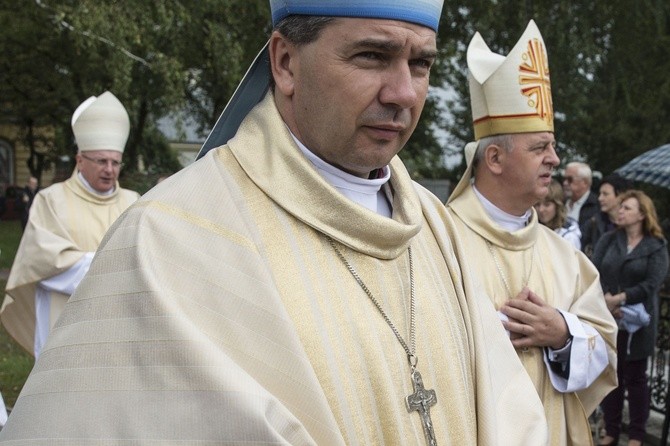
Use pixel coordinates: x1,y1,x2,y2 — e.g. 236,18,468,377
71,91,130,153
468,19,554,140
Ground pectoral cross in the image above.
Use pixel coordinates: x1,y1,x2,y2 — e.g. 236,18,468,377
405,369,438,446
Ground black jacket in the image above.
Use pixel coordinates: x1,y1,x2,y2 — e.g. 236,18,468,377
576,191,600,234
581,211,616,258
592,230,669,360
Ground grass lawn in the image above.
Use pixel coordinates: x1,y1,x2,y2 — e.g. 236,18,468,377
0,299,33,409
0,220,34,409
0,220,22,269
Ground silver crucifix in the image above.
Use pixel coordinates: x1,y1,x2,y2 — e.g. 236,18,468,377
406,369,438,446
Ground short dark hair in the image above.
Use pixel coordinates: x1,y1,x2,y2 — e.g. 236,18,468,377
600,173,631,196
274,15,335,45
269,16,336,89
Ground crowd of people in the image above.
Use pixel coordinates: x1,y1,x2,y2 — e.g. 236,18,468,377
0,1,668,445
536,164,669,444
593,190,669,445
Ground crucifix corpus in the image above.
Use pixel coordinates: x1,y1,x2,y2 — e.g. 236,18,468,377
406,369,438,446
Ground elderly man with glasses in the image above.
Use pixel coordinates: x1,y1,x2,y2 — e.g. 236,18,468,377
1,91,140,358
563,161,599,233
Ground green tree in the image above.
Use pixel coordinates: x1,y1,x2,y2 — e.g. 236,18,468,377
0,2,73,179
174,0,270,137
0,1,186,180
574,0,670,175
1,2,469,183
438,1,610,164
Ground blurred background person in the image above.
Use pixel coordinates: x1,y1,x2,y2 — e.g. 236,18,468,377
17,176,39,230
564,161,599,233
0,91,140,358
535,179,581,249
591,190,669,446
581,173,631,258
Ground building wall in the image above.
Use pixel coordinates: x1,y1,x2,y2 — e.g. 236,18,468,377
0,124,56,189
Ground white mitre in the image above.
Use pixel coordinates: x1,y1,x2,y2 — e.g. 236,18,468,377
468,19,554,140
448,20,554,203
71,91,130,153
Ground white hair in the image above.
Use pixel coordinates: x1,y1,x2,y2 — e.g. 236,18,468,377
472,134,515,170
566,161,592,186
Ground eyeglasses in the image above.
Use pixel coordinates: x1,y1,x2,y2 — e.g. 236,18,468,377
80,153,124,169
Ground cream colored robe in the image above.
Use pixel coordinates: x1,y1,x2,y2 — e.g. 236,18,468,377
447,185,618,446
0,94,548,445
1,171,139,354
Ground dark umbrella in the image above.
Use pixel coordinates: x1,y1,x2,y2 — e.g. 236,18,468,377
615,143,670,189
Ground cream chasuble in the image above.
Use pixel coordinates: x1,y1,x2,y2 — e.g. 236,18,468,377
0,94,548,445
447,185,617,446
1,171,140,354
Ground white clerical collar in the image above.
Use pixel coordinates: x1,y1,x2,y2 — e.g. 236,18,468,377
473,185,531,232
290,131,392,218
77,171,115,196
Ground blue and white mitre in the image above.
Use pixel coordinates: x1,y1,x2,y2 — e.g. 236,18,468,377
270,0,443,32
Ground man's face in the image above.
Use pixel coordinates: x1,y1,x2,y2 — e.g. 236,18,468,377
278,18,436,177
500,132,559,211
76,150,123,193
28,177,38,191
562,165,588,201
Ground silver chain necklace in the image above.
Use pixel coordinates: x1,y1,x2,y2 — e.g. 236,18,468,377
486,241,535,353
485,241,535,297
327,236,438,446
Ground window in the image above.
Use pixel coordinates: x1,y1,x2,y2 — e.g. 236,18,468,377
0,140,14,186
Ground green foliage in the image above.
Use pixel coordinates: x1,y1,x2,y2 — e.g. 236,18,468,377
402,96,450,179
137,126,182,175
437,0,670,218
439,2,610,155
176,0,271,134
0,1,190,177
3,1,670,193
0,1,453,182
575,0,670,175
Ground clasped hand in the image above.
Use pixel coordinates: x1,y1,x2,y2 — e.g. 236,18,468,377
604,292,624,318
500,287,570,350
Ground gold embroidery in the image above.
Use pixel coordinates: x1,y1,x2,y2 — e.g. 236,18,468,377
588,335,597,351
519,38,553,123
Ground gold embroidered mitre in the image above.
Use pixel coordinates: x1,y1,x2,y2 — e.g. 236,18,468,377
468,19,554,140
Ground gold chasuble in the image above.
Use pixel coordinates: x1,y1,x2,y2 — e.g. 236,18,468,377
448,185,617,446
1,171,139,354
0,94,547,445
